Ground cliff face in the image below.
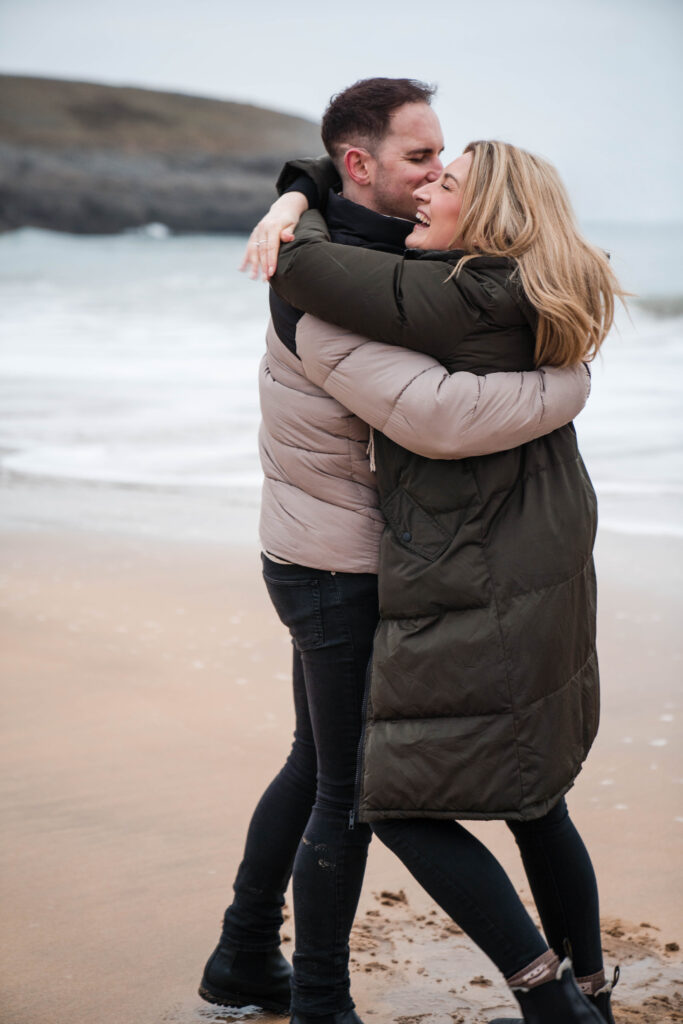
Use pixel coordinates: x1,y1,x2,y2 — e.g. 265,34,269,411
0,76,323,233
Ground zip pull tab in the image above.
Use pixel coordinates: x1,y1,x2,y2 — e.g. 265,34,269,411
366,427,376,473
348,808,355,830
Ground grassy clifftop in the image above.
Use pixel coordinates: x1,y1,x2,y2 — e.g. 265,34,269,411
0,75,323,233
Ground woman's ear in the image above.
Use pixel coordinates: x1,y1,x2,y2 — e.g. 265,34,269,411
343,147,375,187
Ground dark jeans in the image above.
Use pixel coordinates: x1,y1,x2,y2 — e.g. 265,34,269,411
373,797,603,981
507,798,603,978
222,556,378,1014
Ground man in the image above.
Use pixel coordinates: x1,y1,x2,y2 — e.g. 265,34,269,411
199,79,590,1024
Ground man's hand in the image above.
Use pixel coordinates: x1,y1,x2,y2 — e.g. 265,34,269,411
241,192,309,281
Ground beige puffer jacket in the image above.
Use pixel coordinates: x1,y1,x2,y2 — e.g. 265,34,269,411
259,317,383,573
259,315,590,574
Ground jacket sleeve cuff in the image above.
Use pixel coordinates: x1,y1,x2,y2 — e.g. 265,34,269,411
281,174,319,209
276,156,341,208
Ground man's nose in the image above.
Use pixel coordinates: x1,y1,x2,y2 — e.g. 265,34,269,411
424,156,444,183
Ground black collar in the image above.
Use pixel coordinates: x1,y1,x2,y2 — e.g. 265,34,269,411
326,190,413,254
407,247,517,271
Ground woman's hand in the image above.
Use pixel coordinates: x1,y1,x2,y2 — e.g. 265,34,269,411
241,192,309,281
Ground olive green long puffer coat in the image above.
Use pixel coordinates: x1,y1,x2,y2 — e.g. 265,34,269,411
272,211,599,823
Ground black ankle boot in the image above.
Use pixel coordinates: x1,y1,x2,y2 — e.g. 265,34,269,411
490,957,604,1023
290,1012,364,1024
591,966,620,1024
199,942,292,1013
288,1011,362,1019
490,963,620,1024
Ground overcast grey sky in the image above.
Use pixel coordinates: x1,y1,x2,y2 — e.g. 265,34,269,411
1,0,681,223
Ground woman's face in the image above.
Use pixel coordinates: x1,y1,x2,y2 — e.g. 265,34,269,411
404,151,473,250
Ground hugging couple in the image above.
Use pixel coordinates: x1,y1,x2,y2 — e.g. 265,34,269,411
198,78,624,1024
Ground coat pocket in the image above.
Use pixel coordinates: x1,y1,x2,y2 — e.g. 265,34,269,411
381,486,451,562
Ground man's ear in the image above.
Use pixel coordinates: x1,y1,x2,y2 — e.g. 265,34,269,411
343,147,375,187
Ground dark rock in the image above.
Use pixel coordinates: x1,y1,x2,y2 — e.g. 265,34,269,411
0,75,322,234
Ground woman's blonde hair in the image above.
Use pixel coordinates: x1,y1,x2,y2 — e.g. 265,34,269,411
452,140,625,367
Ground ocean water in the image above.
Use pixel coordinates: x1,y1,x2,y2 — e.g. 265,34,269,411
0,223,681,541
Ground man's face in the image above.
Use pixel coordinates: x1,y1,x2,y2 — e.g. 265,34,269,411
369,103,444,220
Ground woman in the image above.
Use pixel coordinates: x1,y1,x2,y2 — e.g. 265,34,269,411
269,141,624,1024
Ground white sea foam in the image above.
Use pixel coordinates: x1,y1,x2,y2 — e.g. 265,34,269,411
594,482,683,496
596,517,683,539
132,222,171,239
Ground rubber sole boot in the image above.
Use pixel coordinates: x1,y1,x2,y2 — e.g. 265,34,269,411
489,964,620,1024
199,944,291,1013
591,966,620,1024
490,957,604,1023
290,1012,364,1024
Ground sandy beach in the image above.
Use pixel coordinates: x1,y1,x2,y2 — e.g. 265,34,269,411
1,523,681,1024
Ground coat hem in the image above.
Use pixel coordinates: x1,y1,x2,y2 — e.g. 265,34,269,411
359,776,578,824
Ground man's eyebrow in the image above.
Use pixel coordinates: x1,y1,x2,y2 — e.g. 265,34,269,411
405,147,436,156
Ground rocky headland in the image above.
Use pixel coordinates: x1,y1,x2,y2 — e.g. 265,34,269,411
0,75,322,233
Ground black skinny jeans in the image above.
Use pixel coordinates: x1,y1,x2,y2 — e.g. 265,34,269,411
373,798,603,981
222,557,378,1015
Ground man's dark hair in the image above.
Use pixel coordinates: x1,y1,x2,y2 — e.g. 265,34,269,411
321,78,436,163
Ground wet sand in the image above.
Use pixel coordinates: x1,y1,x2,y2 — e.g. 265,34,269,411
1,526,681,1023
